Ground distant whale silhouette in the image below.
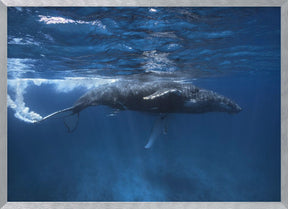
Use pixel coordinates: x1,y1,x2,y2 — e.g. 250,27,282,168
34,78,242,148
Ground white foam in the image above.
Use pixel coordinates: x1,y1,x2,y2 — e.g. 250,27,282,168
7,81,42,123
8,37,40,46
38,15,107,31
8,58,36,78
39,15,76,24
149,8,157,13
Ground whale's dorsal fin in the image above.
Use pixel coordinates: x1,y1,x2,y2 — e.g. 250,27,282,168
143,89,181,100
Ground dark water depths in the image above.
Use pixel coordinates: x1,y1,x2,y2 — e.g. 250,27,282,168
7,7,280,201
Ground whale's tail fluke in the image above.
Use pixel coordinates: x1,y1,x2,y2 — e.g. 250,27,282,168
33,107,75,123
33,106,80,132
63,112,79,133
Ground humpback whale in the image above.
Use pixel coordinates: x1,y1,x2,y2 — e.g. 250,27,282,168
34,78,242,148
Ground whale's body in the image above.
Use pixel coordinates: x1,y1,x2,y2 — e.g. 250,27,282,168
36,78,241,148
71,80,241,115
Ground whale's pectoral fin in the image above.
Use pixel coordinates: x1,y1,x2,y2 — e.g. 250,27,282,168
143,89,182,100
145,115,167,149
63,113,79,133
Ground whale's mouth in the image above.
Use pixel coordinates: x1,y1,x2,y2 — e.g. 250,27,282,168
217,97,242,114
227,103,242,114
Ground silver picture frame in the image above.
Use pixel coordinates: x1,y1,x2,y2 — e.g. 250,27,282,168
1,0,287,208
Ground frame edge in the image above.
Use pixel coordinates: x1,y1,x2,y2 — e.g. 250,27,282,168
1,0,287,7
281,0,288,208
1,202,288,209
0,0,7,208
0,1,287,209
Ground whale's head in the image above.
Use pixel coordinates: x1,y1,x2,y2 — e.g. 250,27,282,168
214,96,242,114
183,88,242,114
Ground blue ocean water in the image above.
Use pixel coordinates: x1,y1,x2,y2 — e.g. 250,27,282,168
7,7,280,201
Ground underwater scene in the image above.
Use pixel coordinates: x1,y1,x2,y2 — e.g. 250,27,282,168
8,7,280,201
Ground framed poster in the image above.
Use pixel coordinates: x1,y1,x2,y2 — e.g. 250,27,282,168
1,0,288,209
